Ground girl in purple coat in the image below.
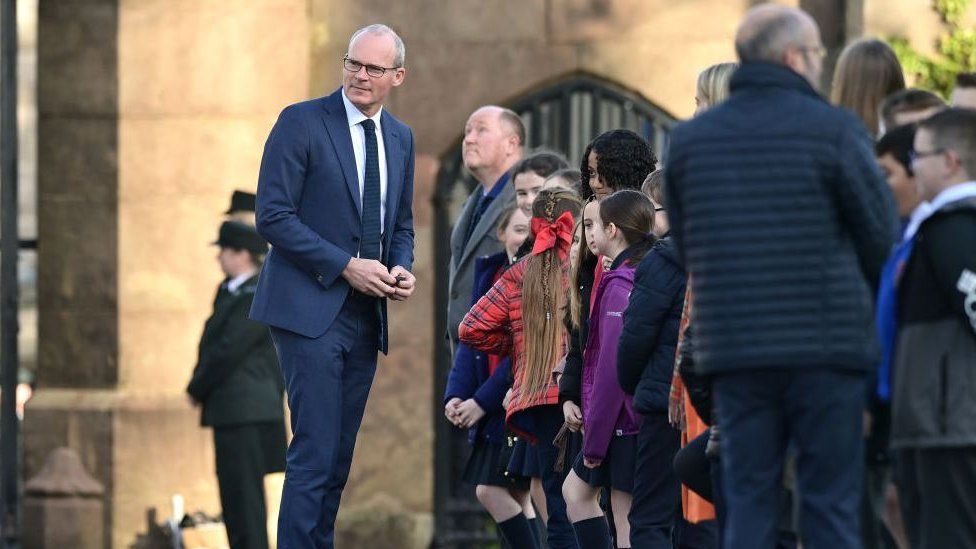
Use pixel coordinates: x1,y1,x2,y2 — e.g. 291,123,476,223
562,190,657,548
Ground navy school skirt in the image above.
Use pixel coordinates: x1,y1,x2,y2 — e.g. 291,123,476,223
462,436,531,490
507,436,541,478
572,434,638,493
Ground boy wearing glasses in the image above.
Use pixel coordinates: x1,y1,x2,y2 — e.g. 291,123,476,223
885,108,976,549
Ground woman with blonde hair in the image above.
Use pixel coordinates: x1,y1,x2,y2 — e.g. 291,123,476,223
695,62,738,115
831,38,905,136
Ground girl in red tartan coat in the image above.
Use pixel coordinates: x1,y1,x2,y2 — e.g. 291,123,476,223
461,188,584,549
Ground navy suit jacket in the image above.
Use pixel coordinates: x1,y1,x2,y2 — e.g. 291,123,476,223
249,88,415,354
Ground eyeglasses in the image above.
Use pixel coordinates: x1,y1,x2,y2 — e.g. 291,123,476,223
909,148,945,164
799,45,827,59
342,55,399,78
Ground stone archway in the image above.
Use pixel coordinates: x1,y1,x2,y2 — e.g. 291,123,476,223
430,71,677,547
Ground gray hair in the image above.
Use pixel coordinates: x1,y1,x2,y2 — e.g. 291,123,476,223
349,24,406,68
735,8,810,63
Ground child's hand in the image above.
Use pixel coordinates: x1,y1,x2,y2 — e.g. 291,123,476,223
583,457,602,469
563,401,583,432
502,389,513,410
445,397,462,427
456,399,486,428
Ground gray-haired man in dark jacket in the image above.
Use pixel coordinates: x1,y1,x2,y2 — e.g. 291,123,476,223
663,5,898,549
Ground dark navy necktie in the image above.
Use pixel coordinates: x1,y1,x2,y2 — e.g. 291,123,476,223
360,118,381,260
463,192,493,251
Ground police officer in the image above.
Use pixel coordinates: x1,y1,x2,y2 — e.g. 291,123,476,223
187,221,286,549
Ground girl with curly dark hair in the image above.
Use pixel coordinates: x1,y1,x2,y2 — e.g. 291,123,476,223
561,130,656,441
580,130,657,201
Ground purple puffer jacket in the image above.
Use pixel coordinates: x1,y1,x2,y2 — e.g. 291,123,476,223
581,262,642,462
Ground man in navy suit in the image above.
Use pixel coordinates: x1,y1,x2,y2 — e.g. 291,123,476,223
249,24,416,549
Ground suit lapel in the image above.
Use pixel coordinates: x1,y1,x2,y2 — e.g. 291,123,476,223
451,191,480,270
319,90,362,214
456,183,514,269
382,111,402,238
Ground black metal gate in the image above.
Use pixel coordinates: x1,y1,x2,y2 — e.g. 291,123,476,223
431,72,676,548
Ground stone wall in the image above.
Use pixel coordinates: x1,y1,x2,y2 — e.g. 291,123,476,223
28,1,309,548
25,1,956,547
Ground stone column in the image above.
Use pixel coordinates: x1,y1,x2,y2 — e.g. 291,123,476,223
23,447,105,549
27,1,309,547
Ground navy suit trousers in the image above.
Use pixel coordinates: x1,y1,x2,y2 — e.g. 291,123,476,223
713,369,865,549
270,294,379,549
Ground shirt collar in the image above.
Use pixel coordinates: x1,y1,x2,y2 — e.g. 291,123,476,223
341,89,383,130
903,181,976,241
483,172,510,198
227,271,256,294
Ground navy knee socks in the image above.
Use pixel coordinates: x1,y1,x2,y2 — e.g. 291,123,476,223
498,514,540,549
528,517,543,547
572,516,613,549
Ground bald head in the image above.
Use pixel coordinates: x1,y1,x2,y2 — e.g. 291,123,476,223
470,106,525,146
736,5,818,62
463,106,526,188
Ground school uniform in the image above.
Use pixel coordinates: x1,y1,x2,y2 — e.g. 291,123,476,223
445,252,529,490
575,250,641,492
461,255,579,549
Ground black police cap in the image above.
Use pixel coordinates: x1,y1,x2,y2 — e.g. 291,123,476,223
213,221,268,255
225,190,256,215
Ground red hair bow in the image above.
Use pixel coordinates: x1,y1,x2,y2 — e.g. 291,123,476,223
531,210,575,259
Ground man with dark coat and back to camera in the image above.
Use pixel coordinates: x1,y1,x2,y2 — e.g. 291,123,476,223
187,221,286,549
663,4,898,549
248,23,416,549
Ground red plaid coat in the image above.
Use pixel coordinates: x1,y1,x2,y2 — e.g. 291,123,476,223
459,259,564,442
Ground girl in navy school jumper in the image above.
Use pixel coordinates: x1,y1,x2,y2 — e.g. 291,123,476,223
444,205,541,548
562,190,657,549
617,170,692,549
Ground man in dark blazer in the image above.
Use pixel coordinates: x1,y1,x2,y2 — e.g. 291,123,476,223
446,106,524,348
249,24,416,549
187,221,286,549
664,5,898,549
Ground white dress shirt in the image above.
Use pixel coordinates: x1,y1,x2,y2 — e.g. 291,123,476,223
226,271,256,294
903,181,976,242
341,89,388,228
